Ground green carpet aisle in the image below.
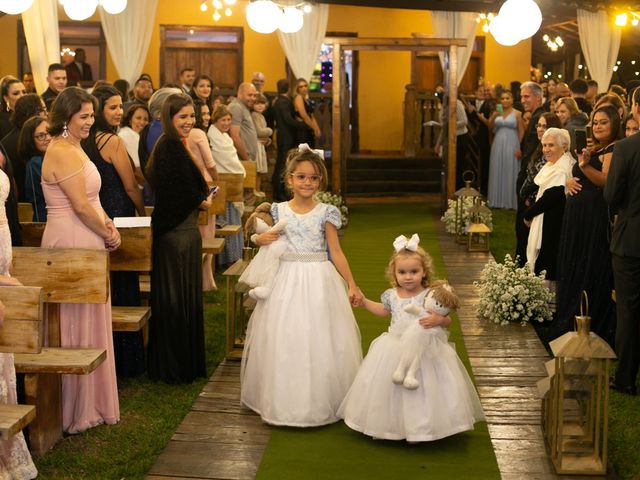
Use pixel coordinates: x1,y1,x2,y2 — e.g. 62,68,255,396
255,203,500,480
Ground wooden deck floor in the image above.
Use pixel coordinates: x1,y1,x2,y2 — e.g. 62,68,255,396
146,217,612,480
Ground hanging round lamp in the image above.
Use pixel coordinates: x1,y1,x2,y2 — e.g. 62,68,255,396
279,6,303,33
246,0,281,34
63,0,99,21
499,0,542,41
0,0,34,14
100,0,128,15
489,14,521,46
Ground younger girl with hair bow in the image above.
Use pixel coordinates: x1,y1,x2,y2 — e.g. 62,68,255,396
338,234,485,442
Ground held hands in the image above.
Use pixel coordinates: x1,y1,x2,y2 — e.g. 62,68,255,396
348,285,364,307
104,221,121,251
566,176,582,196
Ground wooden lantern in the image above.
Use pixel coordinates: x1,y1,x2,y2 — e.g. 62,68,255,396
453,171,482,244
466,203,491,252
537,293,616,475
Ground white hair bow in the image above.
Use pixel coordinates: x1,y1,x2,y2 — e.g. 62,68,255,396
298,143,325,159
393,234,420,252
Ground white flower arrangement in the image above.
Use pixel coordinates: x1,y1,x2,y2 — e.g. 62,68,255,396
441,197,493,235
315,191,349,228
474,254,554,326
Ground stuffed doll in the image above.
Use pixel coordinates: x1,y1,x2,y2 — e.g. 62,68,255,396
237,202,287,300
392,280,461,389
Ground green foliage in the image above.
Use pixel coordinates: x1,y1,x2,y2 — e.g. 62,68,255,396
33,287,227,480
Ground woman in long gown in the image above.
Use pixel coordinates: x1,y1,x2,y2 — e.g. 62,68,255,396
293,78,321,147
488,91,525,209
146,93,212,383
82,85,146,378
0,152,37,479
554,105,621,345
40,87,121,433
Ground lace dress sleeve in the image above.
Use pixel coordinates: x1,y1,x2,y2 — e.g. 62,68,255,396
381,289,393,312
323,204,342,229
270,202,279,223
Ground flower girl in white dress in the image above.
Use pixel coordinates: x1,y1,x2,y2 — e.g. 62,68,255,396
241,146,363,427
338,235,485,442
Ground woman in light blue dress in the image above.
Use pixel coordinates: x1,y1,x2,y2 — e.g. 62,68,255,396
487,91,524,209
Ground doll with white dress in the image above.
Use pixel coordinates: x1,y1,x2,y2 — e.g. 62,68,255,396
338,234,485,442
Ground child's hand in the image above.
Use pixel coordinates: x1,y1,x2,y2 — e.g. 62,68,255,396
350,288,365,307
419,311,450,329
256,231,281,246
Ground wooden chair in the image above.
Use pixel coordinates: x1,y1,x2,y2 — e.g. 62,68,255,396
0,286,44,441
18,203,33,223
11,247,109,455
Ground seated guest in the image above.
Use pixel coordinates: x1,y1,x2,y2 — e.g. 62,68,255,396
18,116,51,222
524,127,573,281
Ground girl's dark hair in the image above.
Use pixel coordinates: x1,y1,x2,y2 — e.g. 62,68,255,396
540,112,562,129
48,87,98,137
12,94,45,129
123,103,150,129
283,147,328,192
17,116,47,163
160,93,194,140
189,74,214,108
113,79,130,101
592,104,623,149
1,76,22,110
91,85,122,134
193,98,209,131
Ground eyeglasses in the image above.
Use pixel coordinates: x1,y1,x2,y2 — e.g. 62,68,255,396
291,173,321,183
535,123,547,129
34,132,51,141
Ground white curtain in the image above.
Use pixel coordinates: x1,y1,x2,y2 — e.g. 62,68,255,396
277,3,329,81
431,11,478,87
22,0,60,95
577,9,621,93
99,0,159,86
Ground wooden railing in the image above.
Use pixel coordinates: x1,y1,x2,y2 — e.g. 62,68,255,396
403,85,441,157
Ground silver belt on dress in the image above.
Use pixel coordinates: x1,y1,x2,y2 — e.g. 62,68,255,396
281,252,328,262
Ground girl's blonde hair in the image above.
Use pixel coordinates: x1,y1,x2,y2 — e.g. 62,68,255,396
385,246,434,289
283,147,329,192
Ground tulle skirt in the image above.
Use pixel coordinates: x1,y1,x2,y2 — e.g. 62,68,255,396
237,239,287,289
338,327,485,442
241,257,362,427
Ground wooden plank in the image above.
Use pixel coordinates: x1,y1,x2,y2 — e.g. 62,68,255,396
15,348,106,374
109,226,152,272
210,180,226,215
332,42,342,193
112,306,151,332
323,37,468,49
24,372,61,455
0,286,44,354
20,222,45,247
216,224,242,237
218,173,244,202
202,237,224,254
12,247,109,304
18,202,33,223
240,160,257,189
0,405,36,440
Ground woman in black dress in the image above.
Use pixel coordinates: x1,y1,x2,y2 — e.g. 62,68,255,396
293,78,320,147
82,85,146,377
554,105,621,345
146,93,212,383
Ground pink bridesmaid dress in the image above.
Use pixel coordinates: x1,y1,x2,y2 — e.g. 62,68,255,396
41,159,120,433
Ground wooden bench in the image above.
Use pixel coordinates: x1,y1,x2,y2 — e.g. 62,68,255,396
20,222,45,247
222,259,252,360
18,202,34,223
0,285,44,440
12,247,110,455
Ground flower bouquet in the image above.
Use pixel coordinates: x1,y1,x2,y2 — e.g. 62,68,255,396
474,254,554,326
441,197,492,235
315,191,349,228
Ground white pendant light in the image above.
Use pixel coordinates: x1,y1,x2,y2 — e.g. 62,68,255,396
100,0,128,15
489,14,521,47
246,0,281,34
499,0,542,41
63,0,99,20
0,0,34,14
278,6,303,33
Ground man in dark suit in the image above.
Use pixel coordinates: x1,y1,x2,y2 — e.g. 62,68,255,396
604,87,640,395
65,48,93,87
272,79,303,201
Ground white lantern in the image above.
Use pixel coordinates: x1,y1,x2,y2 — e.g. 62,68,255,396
0,0,33,14
246,0,281,34
489,14,521,46
64,0,99,20
499,0,542,41
100,0,127,15
278,6,303,33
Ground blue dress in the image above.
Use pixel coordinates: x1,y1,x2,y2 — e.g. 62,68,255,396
488,111,520,209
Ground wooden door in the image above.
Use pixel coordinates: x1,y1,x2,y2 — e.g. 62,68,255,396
160,26,243,89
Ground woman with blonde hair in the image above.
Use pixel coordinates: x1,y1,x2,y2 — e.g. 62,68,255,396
293,78,321,147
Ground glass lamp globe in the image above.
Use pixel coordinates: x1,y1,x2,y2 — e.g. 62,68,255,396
100,0,128,15
0,0,33,14
64,0,99,20
279,7,303,33
489,14,521,46
499,0,541,41
246,0,281,34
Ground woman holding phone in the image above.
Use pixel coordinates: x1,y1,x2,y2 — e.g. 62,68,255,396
146,93,213,383
487,91,524,209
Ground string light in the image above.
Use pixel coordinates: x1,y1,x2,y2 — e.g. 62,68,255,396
476,12,495,34
542,34,563,52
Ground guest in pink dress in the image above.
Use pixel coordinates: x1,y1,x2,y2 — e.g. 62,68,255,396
189,98,218,291
40,87,121,433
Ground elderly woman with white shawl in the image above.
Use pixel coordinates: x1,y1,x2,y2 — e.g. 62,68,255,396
524,127,574,280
